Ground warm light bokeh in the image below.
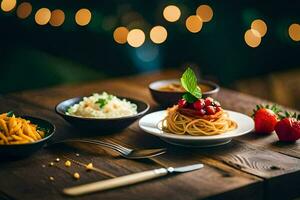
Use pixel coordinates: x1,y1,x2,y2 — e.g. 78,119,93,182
35,8,51,25
288,23,300,42
49,9,65,27
16,2,32,19
196,5,213,22
186,15,203,33
1,0,16,12
75,8,92,26
244,29,261,48
251,19,267,37
163,5,181,22
113,27,129,44
127,29,145,48
150,26,168,44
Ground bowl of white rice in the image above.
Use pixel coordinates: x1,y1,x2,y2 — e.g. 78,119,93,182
55,92,150,133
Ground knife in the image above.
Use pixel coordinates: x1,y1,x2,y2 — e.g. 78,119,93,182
63,163,204,196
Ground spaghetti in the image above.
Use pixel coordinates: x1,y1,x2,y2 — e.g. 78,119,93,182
162,106,237,136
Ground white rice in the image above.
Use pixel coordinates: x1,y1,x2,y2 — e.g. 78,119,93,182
66,92,137,118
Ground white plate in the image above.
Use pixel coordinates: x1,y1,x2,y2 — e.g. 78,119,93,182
139,110,254,147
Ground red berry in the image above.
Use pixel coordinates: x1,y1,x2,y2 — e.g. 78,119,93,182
206,106,216,115
254,108,277,134
178,99,187,108
275,118,300,142
205,97,213,107
193,99,205,110
216,106,222,112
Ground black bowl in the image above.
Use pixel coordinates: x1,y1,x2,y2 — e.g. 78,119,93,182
0,116,55,159
149,79,220,106
55,96,150,134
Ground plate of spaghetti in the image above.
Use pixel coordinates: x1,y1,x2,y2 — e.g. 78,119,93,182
139,68,254,147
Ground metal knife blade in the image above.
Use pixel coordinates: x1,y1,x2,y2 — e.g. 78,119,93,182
171,163,204,173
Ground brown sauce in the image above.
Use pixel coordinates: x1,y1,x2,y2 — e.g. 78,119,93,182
159,83,213,92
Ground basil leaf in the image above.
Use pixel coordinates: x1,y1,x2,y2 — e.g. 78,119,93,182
182,93,198,103
180,67,202,99
96,98,107,108
192,86,202,99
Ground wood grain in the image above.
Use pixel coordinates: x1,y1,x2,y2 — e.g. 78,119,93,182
0,97,262,200
1,69,300,200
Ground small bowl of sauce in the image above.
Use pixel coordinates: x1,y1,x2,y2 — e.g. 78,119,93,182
149,79,220,106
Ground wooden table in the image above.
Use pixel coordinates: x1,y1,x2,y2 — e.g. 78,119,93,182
1,70,300,200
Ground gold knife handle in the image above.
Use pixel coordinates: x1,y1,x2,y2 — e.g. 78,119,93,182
63,168,168,196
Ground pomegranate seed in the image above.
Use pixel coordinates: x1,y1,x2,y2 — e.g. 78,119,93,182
178,99,187,108
206,106,216,115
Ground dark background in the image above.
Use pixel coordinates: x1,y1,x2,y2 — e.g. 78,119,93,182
0,0,299,108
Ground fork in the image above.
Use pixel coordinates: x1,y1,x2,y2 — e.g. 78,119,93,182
48,139,166,159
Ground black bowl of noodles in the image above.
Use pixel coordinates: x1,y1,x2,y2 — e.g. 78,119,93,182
0,115,55,159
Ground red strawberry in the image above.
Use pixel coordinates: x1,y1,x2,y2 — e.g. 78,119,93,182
253,105,279,134
275,113,300,142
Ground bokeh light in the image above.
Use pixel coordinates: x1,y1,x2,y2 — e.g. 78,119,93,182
196,5,213,22
288,23,300,42
113,26,129,44
186,15,203,33
49,9,65,27
35,8,51,25
163,5,181,22
1,0,16,12
251,19,267,37
150,26,168,44
16,2,32,19
244,29,261,48
127,29,145,48
75,8,92,26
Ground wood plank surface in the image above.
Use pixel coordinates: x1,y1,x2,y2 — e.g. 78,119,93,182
1,69,300,200
0,97,262,200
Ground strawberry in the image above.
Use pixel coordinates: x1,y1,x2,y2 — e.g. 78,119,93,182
275,113,300,142
253,104,280,134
